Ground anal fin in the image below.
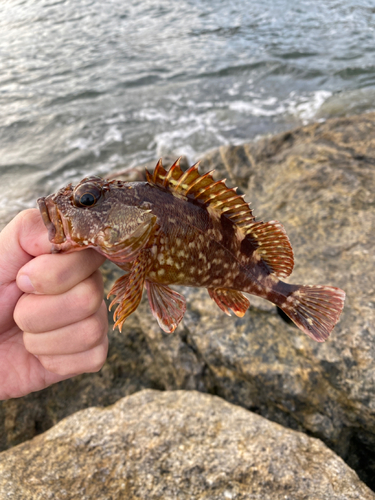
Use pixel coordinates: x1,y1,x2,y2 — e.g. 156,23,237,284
208,288,250,317
145,281,186,333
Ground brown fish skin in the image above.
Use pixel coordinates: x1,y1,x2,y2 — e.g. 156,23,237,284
37,159,345,341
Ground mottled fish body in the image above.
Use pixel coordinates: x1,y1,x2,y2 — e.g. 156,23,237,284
37,159,345,341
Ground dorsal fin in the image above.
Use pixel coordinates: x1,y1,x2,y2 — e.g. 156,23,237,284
148,158,256,227
148,159,294,278
244,220,294,278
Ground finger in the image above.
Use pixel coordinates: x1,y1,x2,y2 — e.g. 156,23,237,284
0,210,50,330
23,302,108,356
0,209,51,285
17,248,105,295
37,336,109,377
14,270,104,333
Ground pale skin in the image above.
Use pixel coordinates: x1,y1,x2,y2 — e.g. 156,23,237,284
0,209,109,401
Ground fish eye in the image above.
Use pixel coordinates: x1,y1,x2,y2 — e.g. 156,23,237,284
79,192,97,206
73,184,102,208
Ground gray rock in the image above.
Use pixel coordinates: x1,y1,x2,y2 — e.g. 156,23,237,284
1,113,375,490
0,390,373,500
193,113,375,485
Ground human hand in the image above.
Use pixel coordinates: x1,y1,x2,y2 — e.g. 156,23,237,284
0,209,108,400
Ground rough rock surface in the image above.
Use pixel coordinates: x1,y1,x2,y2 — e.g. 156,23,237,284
1,113,375,490
0,390,374,500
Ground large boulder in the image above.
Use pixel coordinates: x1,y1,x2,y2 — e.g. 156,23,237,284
1,112,374,490
0,390,373,500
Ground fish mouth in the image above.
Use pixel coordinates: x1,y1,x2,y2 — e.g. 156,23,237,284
37,196,69,253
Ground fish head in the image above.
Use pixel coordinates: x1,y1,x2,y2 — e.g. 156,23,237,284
37,177,157,262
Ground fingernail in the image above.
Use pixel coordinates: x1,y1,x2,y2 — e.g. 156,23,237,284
18,274,35,293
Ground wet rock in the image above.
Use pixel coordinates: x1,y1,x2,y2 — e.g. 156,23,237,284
194,112,375,487
1,112,375,490
0,390,373,500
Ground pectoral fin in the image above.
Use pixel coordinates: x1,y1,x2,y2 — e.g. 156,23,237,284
145,281,186,333
107,250,151,331
208,288,250,317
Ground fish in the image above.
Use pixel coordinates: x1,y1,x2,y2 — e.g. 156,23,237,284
37,158,345,342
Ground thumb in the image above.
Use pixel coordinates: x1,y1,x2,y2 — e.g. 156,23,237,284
0,209,51,285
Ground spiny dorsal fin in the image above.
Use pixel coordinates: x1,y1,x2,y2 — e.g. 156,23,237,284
245,220,294,278
149,159,294,278
148,158,256,227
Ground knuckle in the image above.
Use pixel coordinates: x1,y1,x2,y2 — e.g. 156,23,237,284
80,309,108,349
30,255,55,292
23,332,35,353
49,261,71,289
18,209,40,232
13,298,34,333
25,255,62,294
87,341,108,373
69,278,103,317
38,355,60,374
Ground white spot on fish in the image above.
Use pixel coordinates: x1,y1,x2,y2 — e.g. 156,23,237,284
198,252,206,262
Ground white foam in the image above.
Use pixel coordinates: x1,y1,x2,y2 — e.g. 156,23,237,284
136,108,169,122
287,90,332,123
229,99,286,117
104,126,122,142
68,137,92,150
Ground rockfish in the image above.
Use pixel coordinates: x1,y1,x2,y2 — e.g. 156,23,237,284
37,159,345,342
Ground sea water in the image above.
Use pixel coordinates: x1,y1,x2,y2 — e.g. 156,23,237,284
1,0,375,227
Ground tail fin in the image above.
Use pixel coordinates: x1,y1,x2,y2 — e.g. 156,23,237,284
281,285,345,342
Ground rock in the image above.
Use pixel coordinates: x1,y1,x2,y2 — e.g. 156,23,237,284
192,112,375,487
1,112,375,491
0,390,373,500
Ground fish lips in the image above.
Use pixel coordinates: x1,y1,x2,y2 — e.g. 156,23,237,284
37,196,67,253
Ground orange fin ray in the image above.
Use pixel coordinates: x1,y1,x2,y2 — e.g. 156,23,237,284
145,281,186,333
175,162,201,190
148,159,255,227
281,285,346,342
107,251,151,332
208,288,250,318
193,178,228,200
152,158,167,185
107,272,130,310
184,170,216,196
163,157,184,187
145,169,153,183
245,220,294,278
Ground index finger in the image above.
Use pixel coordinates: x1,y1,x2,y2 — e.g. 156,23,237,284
17,249,105,295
